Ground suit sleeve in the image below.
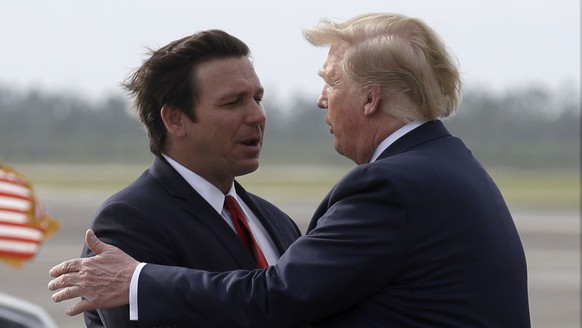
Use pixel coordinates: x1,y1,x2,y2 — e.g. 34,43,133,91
137,165,408,328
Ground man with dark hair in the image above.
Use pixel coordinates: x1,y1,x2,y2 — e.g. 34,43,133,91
78,29,302,327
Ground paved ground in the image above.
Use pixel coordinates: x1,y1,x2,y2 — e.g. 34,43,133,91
1,190,579,328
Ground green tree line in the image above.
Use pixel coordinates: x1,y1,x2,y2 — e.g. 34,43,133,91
0,83,579,169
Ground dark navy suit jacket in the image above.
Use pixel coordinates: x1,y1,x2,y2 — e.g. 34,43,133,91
82,156,302,328
136,121,531,327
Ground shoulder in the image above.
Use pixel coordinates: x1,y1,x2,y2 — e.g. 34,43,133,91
336,160,404,190
328,155,429,207
100,169,170,208
89,170,178,238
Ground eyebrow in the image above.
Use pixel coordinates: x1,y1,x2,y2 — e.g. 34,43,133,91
318,69,330,82
217,91,244,103
318,67,341,86
217,87,264,103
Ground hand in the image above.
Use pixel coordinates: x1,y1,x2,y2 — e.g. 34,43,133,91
48,229,139,316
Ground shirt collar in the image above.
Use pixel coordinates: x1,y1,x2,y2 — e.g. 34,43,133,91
162,154,231,214
369,120,426,163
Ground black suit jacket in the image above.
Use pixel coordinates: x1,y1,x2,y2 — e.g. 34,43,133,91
137,121,531,327
82,156,302,328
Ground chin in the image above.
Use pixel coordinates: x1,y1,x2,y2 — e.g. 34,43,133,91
236,161,260,176
333,141,343,155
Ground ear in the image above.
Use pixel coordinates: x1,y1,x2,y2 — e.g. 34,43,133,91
160,105,187,138
363,85,382,116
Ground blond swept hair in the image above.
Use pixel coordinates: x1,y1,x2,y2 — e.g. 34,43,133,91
304,13,461,121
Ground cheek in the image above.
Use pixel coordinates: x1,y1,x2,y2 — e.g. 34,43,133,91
327,107,340,127
336,109,362,140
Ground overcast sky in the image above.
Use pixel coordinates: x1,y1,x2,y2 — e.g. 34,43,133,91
1,0,579,103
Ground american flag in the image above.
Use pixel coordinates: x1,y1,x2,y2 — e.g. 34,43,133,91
0,163,58,267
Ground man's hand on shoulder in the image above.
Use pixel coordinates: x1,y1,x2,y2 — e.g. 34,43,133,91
48,229,139,316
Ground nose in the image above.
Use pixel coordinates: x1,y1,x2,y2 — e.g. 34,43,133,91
246,101,266,125
317,87,328,109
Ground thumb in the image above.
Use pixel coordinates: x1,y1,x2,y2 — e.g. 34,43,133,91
85,229,107,255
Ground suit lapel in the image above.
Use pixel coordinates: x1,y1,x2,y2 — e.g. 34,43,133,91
149,157,258,269
235,181,289,255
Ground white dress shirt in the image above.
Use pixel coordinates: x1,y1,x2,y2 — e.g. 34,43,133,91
129,155,278,320
369,120,426,163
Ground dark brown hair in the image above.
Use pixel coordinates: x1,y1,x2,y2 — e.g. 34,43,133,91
124,29,251,155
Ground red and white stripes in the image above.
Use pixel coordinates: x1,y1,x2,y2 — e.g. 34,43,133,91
0,170,44,260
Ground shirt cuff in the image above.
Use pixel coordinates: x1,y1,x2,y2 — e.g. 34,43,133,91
129,262,147,321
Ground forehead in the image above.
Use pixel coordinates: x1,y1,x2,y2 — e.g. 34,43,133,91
195,57,262,96
320,44,347,79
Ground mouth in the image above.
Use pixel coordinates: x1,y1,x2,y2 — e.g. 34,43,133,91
327,123,334,135
325,119,333,134
241,136,261,147
238,134,262,153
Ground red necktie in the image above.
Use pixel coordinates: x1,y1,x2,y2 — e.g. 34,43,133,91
224,195,268,268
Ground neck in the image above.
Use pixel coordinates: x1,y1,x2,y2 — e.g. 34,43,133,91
359,115,406,164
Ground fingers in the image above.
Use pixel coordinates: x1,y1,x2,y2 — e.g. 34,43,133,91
66,299,93,317
85,229,105,254
49,230,108,278
48,284,88,316
63,297,97,317
48,270,74,292
85,229,122,255
49,258,81,278
48,271,100,316
51,284,83,302
49,276,92,316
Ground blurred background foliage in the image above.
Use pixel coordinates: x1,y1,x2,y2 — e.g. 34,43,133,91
0,82,579,170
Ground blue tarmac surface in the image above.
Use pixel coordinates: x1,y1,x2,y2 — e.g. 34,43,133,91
1,191,579,328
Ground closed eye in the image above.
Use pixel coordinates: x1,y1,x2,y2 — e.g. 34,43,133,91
225,100,242,107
